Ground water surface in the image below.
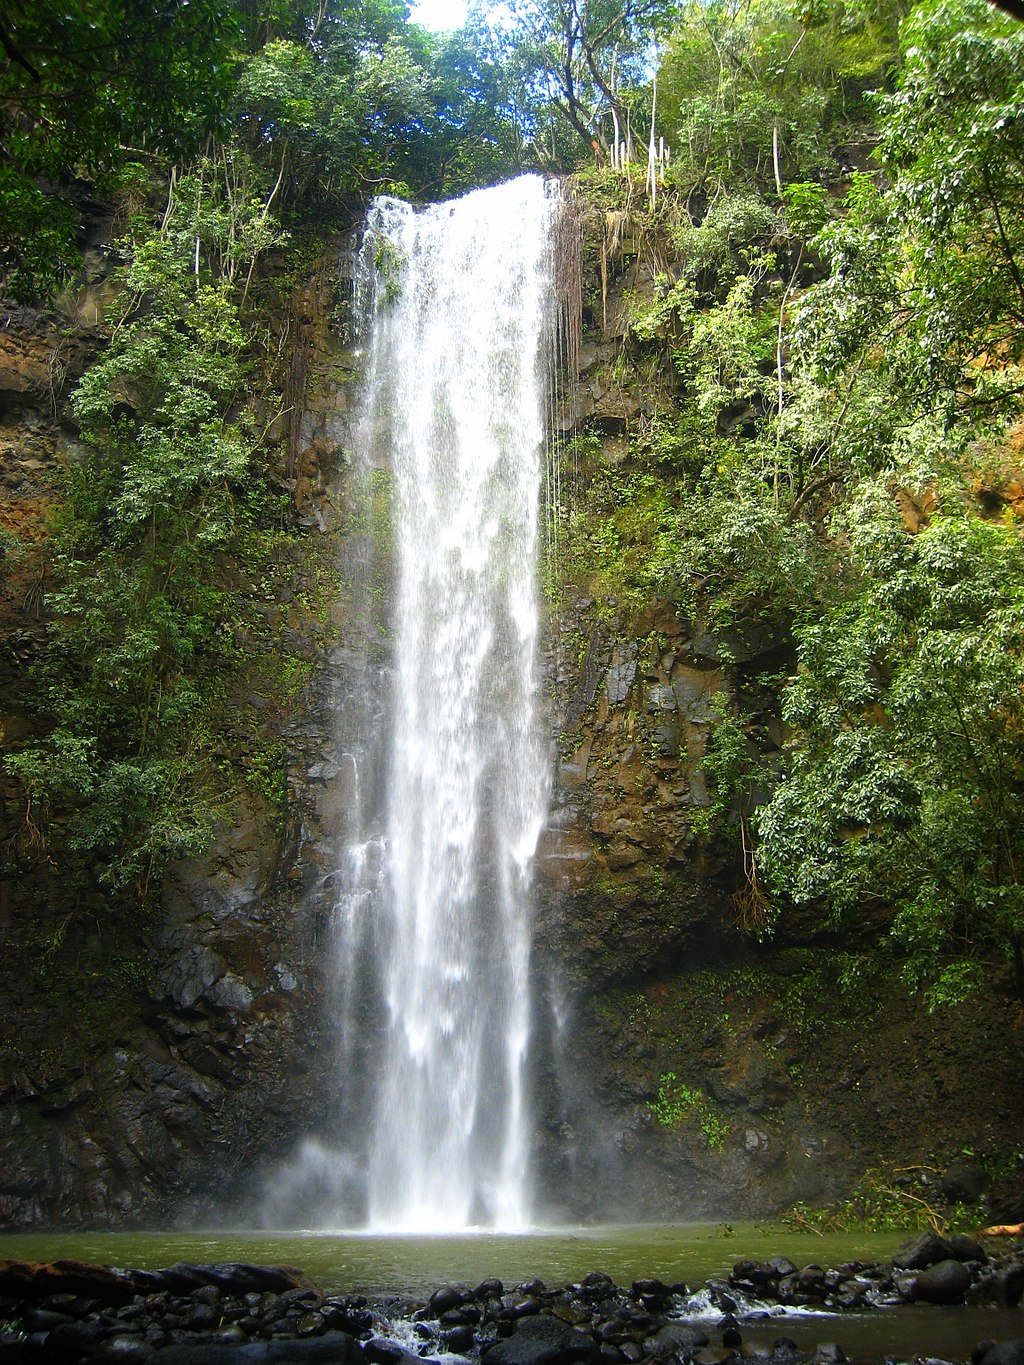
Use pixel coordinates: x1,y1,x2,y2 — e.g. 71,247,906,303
0,1221,900,1293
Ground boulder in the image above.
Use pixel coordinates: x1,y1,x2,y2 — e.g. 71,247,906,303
445,1326,476,1353
914,1259,972,1305
0,1260,136,1305
363,1339,419,1365
947,1234,987,1263
730,1259,772,1287
44,1318,104,1358
892,1232,955,1270
765,1256,798,1279
798,1265,826,1291
630,1279,670,1300
644,1324,710,1357
474,1280,504,1300
428,1286,465,1316
992,1264,1024,1308
940,1161,990,1205
0,1342,40,1364
976,1344,1024,1365
483,1315,596,1365
96,1338,155,1362
137,1265,318,1298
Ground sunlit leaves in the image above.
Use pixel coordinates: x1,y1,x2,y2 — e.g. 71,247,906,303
475,0,674,166
756,495,1024,1001
0,0,240,299
4,181,266,895
658,0,896,196
800,1,1024,414
232,16,523,204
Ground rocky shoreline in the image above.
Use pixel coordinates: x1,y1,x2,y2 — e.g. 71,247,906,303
0,1238,1022,1365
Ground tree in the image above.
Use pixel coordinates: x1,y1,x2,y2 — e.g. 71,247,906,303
880,0,1024,391
755,481,1024,1005
475,0,675,168
799,0,1024,416
657,0,900,197
0,0,241,299
3,165,287,897
233,8,521,205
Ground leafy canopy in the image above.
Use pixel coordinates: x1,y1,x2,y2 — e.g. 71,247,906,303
4,163,284,897
756,484,1024,1007
0,0,240,298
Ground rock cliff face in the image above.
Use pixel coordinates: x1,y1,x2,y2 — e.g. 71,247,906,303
0,186,1022,1231
0,209,361,1228
524,192,1024,1223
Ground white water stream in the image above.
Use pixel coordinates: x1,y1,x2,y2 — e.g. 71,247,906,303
338,175,558,1232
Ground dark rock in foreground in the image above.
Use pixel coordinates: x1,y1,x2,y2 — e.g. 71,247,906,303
0,1260,360,1364
974,1343,1024,1365
483,1315,596,1365
0,1259,138,1304
914,1258,973,1304
0,1261,315,1304
151,1338,363,1362
892,1231,958,1270
1,1250,1023,1365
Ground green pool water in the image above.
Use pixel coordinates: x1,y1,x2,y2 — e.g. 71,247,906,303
0,1223,901,1295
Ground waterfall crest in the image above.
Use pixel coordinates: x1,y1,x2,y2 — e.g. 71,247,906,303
338,175,557,1232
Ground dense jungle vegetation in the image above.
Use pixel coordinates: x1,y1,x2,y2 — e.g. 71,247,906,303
2,0,1024,1013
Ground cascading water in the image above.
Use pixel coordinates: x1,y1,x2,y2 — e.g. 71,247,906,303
334,175,558,1232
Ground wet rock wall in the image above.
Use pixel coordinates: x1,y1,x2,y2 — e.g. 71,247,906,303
0,206,361,1228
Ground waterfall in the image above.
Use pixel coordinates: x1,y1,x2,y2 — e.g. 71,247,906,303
336,175,557,1233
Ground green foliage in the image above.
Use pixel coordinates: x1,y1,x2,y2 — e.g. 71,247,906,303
649,1072,729,1149
556,462,683,616
0,169,79,303
241,741,289,834
161,154,291,289
476,0,674,168
658,0,897,197
879,0,1024,384
784,1166,973,1234
1,0,528,300
690,710,746,838
681,268,778,418
672,480,826,626
560,183,856,639
347,467,395,545
233,17,523,209
756,486,1024,1002
3,164,293,898
0,0,239,299
670,193,779,280
800,1,1024,417
560,1,1024,1016
781,180,832,239
372,239,408,306
623,207,873,626
4,0,1024,1031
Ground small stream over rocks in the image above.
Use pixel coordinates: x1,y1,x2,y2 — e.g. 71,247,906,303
1,1232,1022,1365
